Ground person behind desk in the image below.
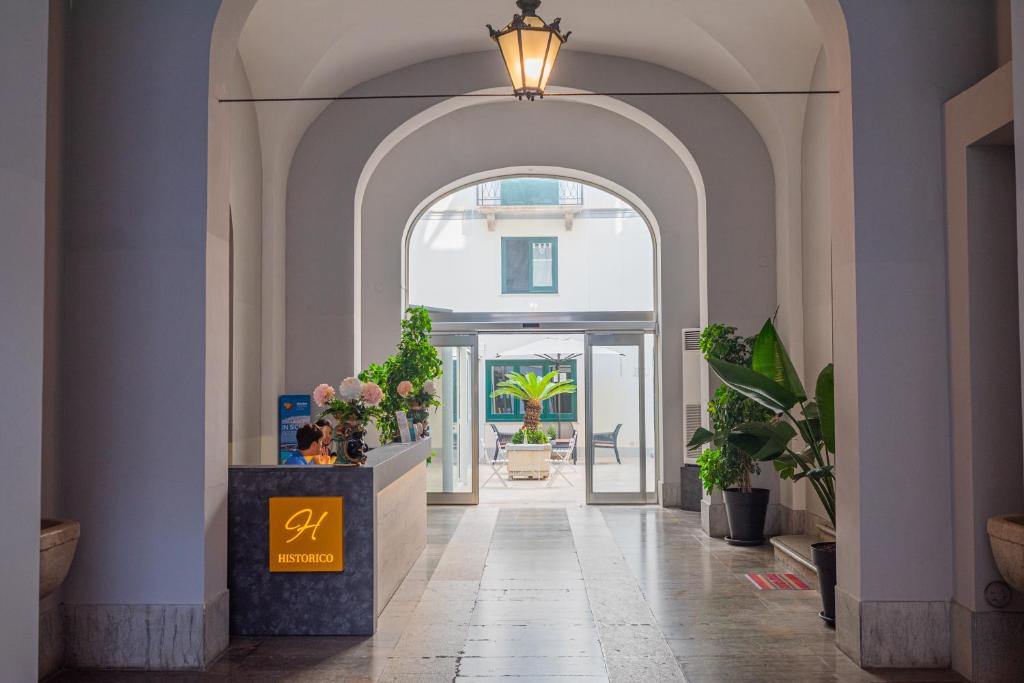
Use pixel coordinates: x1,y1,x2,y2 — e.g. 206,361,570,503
316,419,337,463
283,424,331,465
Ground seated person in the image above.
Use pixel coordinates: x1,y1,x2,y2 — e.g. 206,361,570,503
282,424,330,465
316,419,337,463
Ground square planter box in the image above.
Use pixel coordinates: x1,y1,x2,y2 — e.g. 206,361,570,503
507,444,551,480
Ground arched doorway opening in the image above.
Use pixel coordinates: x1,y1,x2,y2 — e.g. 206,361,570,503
406,173,659,504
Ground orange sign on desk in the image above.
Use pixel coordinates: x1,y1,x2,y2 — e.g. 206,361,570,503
269,497,344,572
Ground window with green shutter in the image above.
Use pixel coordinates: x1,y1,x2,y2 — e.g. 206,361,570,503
501,237,558,294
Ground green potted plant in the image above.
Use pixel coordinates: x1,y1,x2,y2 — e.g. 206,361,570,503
689,325,774,545
490,370,576,479
360,306,443,444
692,318,836,623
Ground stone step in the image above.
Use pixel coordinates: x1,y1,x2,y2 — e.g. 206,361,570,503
770,534,819,588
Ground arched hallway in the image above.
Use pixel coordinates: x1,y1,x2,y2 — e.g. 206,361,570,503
4,1,1024,681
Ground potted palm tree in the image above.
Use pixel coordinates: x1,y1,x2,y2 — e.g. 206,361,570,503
693,318,837,624
490,370,576,479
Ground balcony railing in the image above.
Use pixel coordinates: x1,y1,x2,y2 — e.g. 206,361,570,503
477,179,584,207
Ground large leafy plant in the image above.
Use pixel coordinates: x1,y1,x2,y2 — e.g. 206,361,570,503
688,318,836,526
489,370,576,431
360,306,443,443
694,325,773,494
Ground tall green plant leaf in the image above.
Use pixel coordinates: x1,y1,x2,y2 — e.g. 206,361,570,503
686,427,716,450
751,319,806,401
815,363,835,454
707,357,798,413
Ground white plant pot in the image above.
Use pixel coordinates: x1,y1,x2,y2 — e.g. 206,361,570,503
506,444,551,480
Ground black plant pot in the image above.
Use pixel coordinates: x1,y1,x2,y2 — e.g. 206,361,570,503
722,487,769,546
812,541,837,626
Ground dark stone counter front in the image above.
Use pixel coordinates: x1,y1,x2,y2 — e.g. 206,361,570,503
228,439,429,636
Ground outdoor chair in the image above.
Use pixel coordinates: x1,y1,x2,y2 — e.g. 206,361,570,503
547,429,577,488
593,423,623,464
481,437,509,488
489,423,515,461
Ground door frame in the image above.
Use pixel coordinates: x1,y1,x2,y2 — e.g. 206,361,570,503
427,333,479,505
425,313,660,506
584,331,657,504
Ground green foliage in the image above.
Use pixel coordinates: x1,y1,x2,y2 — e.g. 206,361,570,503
490,370,576,430
360,306,443,443
699,324,751,365
703,318,837,526
545,425,557,439
692,325,773,494
697,447,745,497
511,428,550,445
490,370,577,403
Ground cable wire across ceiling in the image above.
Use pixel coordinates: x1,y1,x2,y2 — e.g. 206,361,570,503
219,89,839,104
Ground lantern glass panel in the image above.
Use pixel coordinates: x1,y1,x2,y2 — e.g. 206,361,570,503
519,29,552,90
497,31,524,90
539,36,560,91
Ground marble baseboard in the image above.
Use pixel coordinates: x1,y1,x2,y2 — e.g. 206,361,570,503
836,587,862,665
39,603,64,679
204,590,229,667
701,500,728,537
700,500,785,538
951,601,1024,682
834,590,950,669
778,505,806,536
65,595,228,670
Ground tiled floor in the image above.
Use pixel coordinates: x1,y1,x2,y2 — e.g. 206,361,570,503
52,506,964,682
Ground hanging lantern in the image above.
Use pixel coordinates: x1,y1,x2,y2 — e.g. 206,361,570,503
487,0,571,100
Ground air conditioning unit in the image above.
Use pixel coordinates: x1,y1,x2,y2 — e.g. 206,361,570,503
681,328,707,464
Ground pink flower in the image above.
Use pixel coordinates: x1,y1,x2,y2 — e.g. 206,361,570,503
361,381,383,406
397,380,413,398
313,383,336,407
339,377,363,401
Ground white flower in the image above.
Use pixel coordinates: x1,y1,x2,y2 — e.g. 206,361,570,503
423,379,437,397
338,376,363,402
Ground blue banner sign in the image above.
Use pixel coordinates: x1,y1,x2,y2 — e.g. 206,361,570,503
279,394,312,464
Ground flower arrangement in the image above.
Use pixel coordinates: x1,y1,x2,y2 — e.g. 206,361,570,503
313,377,383,463
405,378,440,438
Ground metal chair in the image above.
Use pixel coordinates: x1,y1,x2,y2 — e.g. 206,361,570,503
480,437,509,488
593,423,623,464
547,429,577,488
489,423,515,461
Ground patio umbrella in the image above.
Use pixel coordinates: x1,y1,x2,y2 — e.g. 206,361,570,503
496,336,623,438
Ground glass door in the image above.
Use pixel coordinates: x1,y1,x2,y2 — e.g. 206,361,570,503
585,332,657,504
427,334,478,504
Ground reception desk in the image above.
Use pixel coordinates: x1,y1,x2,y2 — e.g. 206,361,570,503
228,438,428,635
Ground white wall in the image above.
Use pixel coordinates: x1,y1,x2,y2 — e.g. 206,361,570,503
61,0,220,608
838,0,997,608
409,182,654,313
0,1,50,678
228,50,264,465
795,46,834,526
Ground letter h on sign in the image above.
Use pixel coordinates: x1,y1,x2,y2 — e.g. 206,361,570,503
269,497,344,572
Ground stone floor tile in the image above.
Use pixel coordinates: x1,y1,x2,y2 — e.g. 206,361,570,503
605,655,686,682
456,655,608,677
